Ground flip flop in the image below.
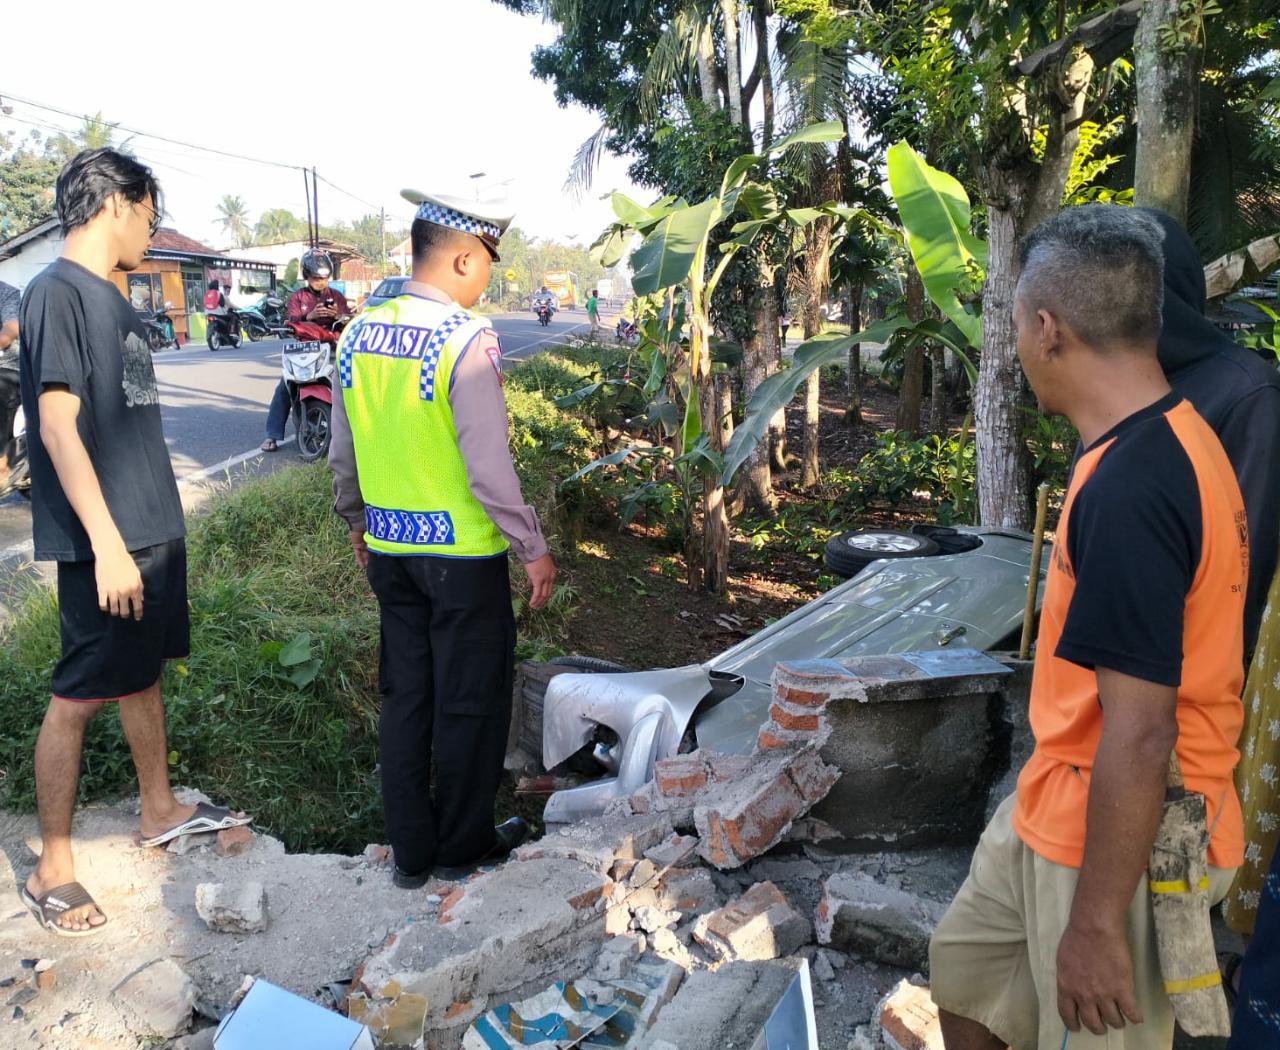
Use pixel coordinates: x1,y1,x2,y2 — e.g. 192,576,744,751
20,881,108,938
260,438,279,452
139,802,252,848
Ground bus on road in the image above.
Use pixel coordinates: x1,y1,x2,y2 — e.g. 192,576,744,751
542,270,579,309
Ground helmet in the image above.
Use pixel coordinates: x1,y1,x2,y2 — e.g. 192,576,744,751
301,249,333,279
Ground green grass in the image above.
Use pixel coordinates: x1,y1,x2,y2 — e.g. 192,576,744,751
0,353,609,855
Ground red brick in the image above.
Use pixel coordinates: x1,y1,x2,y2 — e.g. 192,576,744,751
756,728,796,751
786,746,842,803
438,887,465,924
878,981,944,1050
774,685,830,709
35,970,55,992
216,824,253,857
704,754,756,783
768,702,821,733
654,755,709,797
568,882,610,912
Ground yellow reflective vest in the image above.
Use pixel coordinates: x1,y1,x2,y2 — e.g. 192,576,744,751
337,293,508,558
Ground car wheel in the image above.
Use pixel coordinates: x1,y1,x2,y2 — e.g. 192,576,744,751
516,656,629,766
823,529,942,578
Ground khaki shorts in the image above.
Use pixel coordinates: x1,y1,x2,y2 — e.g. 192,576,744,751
929,795,1234,1050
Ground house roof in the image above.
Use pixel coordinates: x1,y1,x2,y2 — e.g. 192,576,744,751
0,216,59,260
150,228,219,255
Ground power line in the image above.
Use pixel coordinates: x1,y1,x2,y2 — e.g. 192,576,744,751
0,90,303,172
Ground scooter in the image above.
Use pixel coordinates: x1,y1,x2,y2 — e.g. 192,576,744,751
207,308,243,351
0,353,29,499
280,320,340,461
140,301,178,352
238,295,291,342
536,301,553,327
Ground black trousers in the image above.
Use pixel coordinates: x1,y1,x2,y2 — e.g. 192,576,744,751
366,552,516,875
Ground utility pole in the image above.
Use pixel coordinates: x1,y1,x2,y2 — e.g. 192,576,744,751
380,207,387,276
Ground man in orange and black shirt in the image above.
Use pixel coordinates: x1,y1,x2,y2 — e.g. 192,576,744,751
930,205,1248,1050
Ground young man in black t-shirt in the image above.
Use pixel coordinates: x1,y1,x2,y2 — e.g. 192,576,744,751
18,150,249,937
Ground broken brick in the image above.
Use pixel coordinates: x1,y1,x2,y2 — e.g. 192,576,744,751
215,824,254,857
35,970,55,993
692,881,812,962
657,867,721,916
437,887,465,924
767,702,822,733
816,871,946,969
772,685,830,709
694,746,840,869
655,754,708,797
877,979,945,1050
644,834,699,871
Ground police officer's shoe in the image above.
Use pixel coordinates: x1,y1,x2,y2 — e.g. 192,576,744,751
433,817,531,881
392,866,432,890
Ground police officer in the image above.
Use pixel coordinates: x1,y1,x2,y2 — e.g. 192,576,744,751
329,190,556,887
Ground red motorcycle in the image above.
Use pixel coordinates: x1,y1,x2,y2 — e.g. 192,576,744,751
281,320,340,461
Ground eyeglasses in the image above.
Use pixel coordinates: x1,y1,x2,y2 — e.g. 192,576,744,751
133,199,162,236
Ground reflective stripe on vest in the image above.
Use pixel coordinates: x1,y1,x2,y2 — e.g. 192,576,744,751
338,295,508,558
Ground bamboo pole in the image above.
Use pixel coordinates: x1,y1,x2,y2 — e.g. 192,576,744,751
1019,483,1050,660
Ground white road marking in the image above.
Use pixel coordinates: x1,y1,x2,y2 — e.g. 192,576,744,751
502,322,590,360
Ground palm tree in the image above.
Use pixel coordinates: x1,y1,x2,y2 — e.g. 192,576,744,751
254,208,304,245
217,196,252,248
50,112,132,161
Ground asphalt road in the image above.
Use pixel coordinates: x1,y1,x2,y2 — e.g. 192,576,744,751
0,307,595,562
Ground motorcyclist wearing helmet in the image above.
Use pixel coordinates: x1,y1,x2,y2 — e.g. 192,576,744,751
286,249,351,327
261,250,350,451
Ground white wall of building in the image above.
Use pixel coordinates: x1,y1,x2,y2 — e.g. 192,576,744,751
0,228,65,292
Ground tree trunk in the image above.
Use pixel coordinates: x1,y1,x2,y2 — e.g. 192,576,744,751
700,378,732,595
753,0,774,146
696,23,720,109
740,293,778,514
895,265,925,435
768,285,789,472
975,185,1032,530
721,0,744,127
929,344,946,435
800,210,834,491
1134,0,1200,222
847,281,863,424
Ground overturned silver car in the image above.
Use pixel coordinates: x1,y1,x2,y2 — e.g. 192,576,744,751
541,526,1045,823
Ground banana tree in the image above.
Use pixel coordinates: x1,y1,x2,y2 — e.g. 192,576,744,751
589,120,845,594
721,142,987,484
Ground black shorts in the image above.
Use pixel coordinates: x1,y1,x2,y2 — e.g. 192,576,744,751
52,539,190,702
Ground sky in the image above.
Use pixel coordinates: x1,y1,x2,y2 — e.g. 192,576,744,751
1,0,649,251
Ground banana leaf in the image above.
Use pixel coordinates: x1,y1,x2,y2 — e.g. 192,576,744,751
887,141,986,348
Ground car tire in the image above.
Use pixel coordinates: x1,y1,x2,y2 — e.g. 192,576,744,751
823,529,942,578
515,656,630,766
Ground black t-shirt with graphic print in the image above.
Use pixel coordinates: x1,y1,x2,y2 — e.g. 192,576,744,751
19,258,184,561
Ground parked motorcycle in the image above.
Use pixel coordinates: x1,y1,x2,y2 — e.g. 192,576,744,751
207,308,243,351
140,300,178,352
238,294,291,342
0,352,29,500
280,320,340,461
616,318,639,346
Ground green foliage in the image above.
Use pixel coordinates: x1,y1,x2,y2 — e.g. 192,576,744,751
852,430,977,525
885,141,985,347
1024,409,1080,494
0,133,59,239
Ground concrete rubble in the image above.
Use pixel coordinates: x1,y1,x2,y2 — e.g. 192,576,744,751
194,881,269,934
0,649,1022,1049
691,881,812,963
816,871,948,969
112,957,197,1039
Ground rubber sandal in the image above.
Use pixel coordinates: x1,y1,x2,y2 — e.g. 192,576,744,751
138,802,252,848
260,438,279,452
21,881,108,938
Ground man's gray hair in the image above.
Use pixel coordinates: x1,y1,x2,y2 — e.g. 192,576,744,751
1017,204,1165,350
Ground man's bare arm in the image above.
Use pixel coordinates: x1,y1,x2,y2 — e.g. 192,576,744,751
39,387,143,619
0,320,18,351
1057,667,1178,1035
